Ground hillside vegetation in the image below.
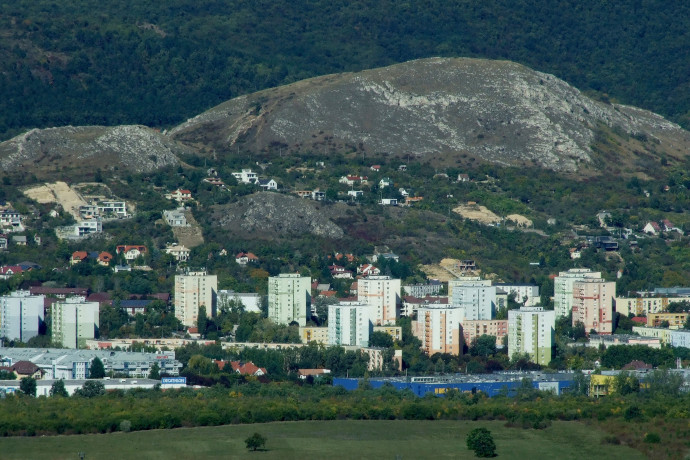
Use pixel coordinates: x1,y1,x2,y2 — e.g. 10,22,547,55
2,1,690,140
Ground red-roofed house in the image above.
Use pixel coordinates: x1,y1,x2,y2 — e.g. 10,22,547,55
319,290,337,298
350,282,358,296
235,252,259,265
0,265,23,280
11,361,43,379
168,189,193,202
98,252,114,266
370,165,381,172
71,251,88,265
298,368,331,380
230,361,267,376
357,264,380,276
329,265,353,279
116,245,148,261
643,222,661,235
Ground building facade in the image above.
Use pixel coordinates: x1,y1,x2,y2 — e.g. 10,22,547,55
508,307,555,366
495,283,540,307
449,278,495,321
460,319,508,348
174,271,218,327
572,279,615,334
267,274,311,326
51,297,100,349
414,305,465,356
328,301,371,347
553,268,602,318
357,276,401,326
0,291,44,342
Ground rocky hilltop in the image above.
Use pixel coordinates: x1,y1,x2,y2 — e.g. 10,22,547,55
170,57,690,174
211,192,345,239
0,125,186,179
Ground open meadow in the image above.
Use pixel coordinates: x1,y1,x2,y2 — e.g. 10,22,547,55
0,420,645,460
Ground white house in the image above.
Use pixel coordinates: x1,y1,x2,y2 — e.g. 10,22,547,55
232,169,258,184
165,244,190,262
379,177,392,188
380,198,398,206
258,178,278,190
347,190,363,198
643,222,661,235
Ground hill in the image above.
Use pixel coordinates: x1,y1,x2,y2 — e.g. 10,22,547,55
170,58,690,176
0,125,186,181
2,1,690,140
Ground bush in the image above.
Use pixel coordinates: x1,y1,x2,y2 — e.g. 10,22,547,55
466,427,497,457
245,432,267,451
602,435,620,445
644,432,661,444
119,420,132,432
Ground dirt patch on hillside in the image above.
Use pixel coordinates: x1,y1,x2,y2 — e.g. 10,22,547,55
420,258,480,282
23,181,88,219
506,214,533,227
172,210,204,248
453,204,501,225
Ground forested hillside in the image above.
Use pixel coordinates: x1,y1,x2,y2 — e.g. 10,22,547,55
1,0,690,140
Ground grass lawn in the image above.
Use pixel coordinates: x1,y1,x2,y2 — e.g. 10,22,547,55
0,420,645,459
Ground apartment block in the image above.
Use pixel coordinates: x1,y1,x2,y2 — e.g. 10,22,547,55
0,291,45,342
373,325,402,342
614,296,686,317
268,274,311,326
508,307,555,366
495,283,540,307
174,271,218,327
646,312,689,328
572,279,615,335
414,305,464,356
299,326,329,344
460,319,508,348
328,301,371,347
51,297,100,349
357,275,401,326
553,268,602,318
449,278,495,320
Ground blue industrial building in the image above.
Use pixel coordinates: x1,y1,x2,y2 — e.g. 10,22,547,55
334,371,575,397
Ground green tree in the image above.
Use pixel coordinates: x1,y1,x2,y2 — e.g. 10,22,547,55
197,305,208,338
149,362,161,380
89,357,106,379
245,432,267,451
469,335,497,357
49,379,69,397
466,427,496,458
369,331,394,348
74,380,105,398
613,371,640,395
19,377,37,397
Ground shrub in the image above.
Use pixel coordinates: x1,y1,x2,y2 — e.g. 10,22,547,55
245,432,267,451
119,420,131,432
644,432,661,444
466,427,497,458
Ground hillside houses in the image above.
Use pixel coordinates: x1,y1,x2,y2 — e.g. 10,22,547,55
116,245,147,261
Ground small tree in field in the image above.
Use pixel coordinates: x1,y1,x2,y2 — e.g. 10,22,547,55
467,427,497,457
245,432,267,451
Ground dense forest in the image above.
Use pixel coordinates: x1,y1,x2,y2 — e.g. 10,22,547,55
1,1,690,140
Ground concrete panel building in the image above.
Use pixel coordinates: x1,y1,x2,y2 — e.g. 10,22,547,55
268,274,311,326
614,296,686,317
553,268,602,318
357,275,401,326
572,279,615,335
495,283,540,307
415,305,465,356
508,307,555,366
328,301,371,347
174,271,218,327
0,291,45,342
449,278,495,321
51,297,100,349
460,319,508,348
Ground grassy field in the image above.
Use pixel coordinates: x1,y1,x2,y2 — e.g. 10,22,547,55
0,420,645,460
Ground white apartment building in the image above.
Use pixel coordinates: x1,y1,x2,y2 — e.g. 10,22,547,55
75,219,102,237
553,268,602,318
51,297,100,349
495,283,540,307
98,201,127,218
614,296,687,317
357,275,401,326
328,301,371,347
572,279,615,335
218,290,262,314
449,278,495,321
508,307,555,366
0,291,45,342
267,274,311,326
414,304,464,356
174,271,218,327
